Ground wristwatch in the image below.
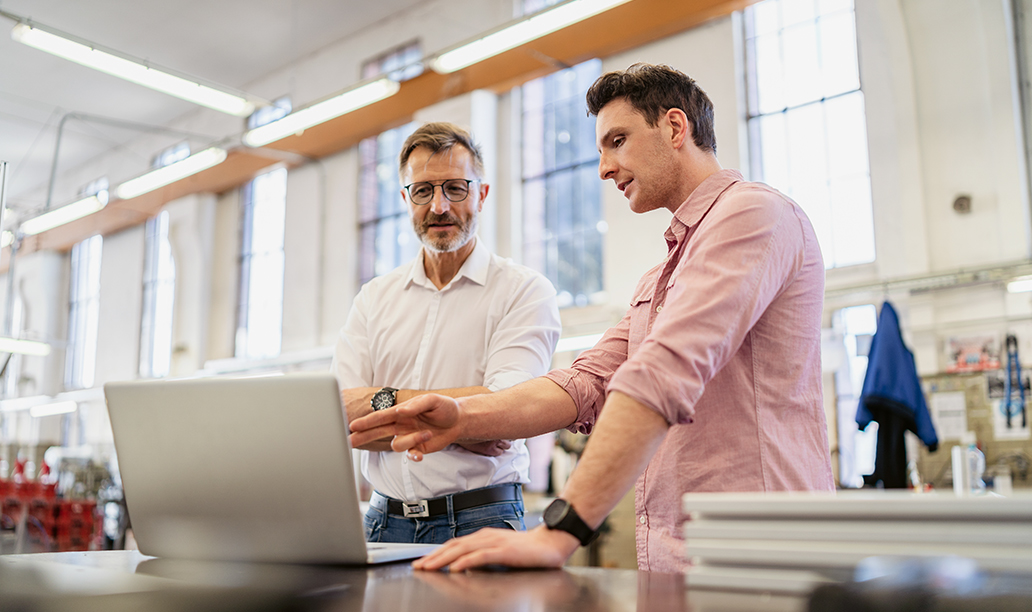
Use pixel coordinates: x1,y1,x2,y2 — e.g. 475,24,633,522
370,387,399,412
542,498,599,546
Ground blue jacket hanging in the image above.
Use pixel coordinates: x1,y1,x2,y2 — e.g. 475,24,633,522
856,301,939,488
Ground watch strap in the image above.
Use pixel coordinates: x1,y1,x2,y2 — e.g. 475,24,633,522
544,499,599,547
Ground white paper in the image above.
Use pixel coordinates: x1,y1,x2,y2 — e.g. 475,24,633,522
992,399,1031,440
930,392,967,440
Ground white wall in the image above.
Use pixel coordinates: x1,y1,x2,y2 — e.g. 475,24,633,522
831,0,1032,376
166,194,217,375
93,225,145,385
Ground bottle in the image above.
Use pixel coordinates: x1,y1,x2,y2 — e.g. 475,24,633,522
965,432,986,495
953,431,985,496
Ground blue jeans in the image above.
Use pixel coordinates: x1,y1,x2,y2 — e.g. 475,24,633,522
364,486,526,544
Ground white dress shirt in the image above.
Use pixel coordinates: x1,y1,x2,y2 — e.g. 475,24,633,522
332,239,560,501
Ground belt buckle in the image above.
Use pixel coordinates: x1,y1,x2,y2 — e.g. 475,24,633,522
402,500,429,518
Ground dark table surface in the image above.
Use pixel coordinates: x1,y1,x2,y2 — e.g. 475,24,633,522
0,551,808,612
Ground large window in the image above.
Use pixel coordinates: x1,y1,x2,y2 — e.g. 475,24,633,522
358,42,422,284
521,59,604,308
235,167,287,360
65,235,102,390
234,99,292,360
358,122,420,283
744,0,875,269
139,210,176,378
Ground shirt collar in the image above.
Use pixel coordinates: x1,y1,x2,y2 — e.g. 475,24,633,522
665,169,744,246
672,169,743,228
405,237,490,290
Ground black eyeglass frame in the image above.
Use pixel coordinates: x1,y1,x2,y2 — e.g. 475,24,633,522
403,179,480,206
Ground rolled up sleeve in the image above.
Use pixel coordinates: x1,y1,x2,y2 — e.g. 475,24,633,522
544,311,632,434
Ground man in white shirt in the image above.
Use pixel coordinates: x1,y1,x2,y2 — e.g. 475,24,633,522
332,122,560,544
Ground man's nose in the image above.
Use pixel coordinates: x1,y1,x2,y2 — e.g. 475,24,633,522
429,188,451,215
598,153,616,181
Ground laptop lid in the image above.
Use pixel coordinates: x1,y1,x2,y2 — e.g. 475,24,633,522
104,373,435,564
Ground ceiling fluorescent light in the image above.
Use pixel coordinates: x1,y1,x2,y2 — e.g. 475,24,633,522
11,22,257,117
0,336,51,357
1007,276,1032,293
243,77,400,147
0,231,12,248
30,401,77,418
116,147,227,200
430,0,631,73
20,192,108,236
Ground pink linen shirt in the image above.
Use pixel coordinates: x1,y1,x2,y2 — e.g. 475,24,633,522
545,169,834,573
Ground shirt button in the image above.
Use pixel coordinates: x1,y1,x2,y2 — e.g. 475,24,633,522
639,516,646,524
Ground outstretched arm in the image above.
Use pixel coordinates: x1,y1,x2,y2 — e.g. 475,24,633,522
412,391,670,571
348,377,578,459
343,386,509,454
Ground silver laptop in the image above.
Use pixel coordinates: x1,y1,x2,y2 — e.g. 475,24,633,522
104,372,438,564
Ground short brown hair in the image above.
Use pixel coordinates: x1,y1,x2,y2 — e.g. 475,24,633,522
586,63,716,153
398,122,485,178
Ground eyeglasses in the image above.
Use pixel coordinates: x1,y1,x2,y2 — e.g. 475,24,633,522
403,179,479,205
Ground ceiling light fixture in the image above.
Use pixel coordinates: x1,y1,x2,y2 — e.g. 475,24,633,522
429,0,631,74
115,147,227,200
20,191,108,236
0,336,51,357
243,77,400,147
8,19,259,117
29,401,78,418
0,231,12,248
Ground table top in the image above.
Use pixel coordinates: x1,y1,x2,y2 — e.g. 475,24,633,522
0,550,807,612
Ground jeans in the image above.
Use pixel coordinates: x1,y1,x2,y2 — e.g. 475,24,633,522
364,485,526,544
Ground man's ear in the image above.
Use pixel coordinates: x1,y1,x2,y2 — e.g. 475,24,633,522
477,183,490,212
666,108,691,150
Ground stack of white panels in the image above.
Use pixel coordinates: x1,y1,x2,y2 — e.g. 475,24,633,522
682,491,1032,594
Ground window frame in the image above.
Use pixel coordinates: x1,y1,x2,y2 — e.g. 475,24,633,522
139,210,176,378
743,0,876,270
519,58,605,309
357,41,424,284
65,234,103,390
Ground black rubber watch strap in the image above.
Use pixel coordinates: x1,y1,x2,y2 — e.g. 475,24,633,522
543,498,599,547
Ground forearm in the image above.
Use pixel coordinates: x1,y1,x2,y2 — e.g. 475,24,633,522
344,386,491,421
345,386,491,451
558,391,669,529
399,386,491,403
408,391,669,573
456,377,578,442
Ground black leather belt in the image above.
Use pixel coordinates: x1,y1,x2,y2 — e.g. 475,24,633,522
371,484,522,518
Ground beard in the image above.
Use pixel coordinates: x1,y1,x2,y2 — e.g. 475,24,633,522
414,210,478,253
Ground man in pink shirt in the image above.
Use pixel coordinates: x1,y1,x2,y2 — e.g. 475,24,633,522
349,63,835,573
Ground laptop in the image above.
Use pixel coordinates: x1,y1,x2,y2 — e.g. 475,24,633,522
104,372,439,564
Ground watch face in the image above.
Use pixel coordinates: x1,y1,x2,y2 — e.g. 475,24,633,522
371,389,395,411
543,499,570,527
